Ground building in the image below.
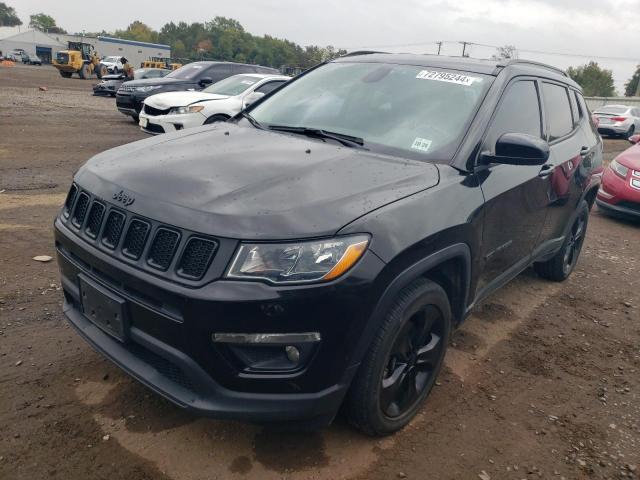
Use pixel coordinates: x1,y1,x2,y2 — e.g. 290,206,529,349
52,34,172,68
0,27,65,63
0,27,171,67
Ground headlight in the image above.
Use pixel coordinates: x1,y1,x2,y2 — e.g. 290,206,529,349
226,235,370,284
169,105,205,115
610,158,629,179
136,85,161,92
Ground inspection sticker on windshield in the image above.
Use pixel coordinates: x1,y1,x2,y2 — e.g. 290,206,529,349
411,137,432,152
416,70,480,86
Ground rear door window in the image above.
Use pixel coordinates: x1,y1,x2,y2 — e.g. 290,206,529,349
255,80,286,95
541,83,573,141
485,80,542,153
207,64,233,81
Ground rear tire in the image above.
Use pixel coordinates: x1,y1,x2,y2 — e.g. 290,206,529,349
625,125,635,140
534,200,589,281
204,114,229,125
344,278,451,436
79,63,89,79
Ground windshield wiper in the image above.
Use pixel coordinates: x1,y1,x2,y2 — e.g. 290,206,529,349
241,111,265,130
268,125,365,148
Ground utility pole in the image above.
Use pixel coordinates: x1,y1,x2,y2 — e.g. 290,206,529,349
460,41,469,57
436,41,442,55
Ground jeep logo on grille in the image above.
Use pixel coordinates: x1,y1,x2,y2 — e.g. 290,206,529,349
112,190,135,207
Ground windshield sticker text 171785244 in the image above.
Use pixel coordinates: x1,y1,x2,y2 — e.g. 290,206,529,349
415,70,480,86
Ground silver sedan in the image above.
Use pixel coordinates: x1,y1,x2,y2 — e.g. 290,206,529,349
593,104,640,138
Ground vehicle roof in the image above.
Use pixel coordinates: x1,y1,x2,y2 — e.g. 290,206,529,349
187,61,278,70
234,73,289,80
334,52,580,89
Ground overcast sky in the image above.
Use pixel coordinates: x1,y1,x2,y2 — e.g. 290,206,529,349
12,0,640,92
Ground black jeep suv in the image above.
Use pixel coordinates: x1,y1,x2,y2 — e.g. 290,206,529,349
55,53,602,435
115,61,278,121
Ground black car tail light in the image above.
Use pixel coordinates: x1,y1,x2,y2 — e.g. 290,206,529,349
101,210,126,249
147,228,180,271
84,202,105,239
122,219,150,260
177,238,217,279
71,192,90,228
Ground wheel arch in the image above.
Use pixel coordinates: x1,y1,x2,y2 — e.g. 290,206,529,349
345,243,471,380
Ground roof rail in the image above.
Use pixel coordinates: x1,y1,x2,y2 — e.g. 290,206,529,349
500,59,568,77
341,50,388,57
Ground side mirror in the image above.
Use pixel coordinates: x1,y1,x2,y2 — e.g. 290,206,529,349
198,77,213,87
481,133,550,166
243,91,264,108
628,134,640,145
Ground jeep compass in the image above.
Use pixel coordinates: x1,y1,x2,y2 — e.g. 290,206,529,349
55,53,602,435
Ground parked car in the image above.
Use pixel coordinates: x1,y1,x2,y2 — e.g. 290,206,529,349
54,54,602,435
116,61,278,121
93,68,170,97
593,105,640,138
596,134,640,219
22,54,42,65
100,56,124,74
139,74,289,134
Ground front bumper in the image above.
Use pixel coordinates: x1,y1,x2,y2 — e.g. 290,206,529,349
54,211,383,422
597,121,632,135
139,111,206,135
596,168,640,218
116,93,144,116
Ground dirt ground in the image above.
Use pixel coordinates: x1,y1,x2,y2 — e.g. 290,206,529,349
1,63,638,480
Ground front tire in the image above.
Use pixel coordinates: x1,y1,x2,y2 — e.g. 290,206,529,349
204,114,229,125
624,125,635,140
534,200,589,281
79,63,89,79
344,278,451,436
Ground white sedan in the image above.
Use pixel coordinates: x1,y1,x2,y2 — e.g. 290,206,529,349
138,74,289,134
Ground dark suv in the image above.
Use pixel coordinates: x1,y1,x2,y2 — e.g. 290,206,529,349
115,61,278,120
55,53,602,435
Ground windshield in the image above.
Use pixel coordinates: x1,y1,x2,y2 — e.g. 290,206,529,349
104,56,119,63
166,63,207,80
249,62,491,160
203,75,259,96
596,106,628,114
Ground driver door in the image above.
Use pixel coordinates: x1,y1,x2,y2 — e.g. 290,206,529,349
476,79,549,295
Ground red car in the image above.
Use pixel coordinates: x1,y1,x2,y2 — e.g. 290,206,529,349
597,135,640,219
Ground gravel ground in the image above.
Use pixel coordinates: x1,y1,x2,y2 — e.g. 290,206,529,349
1,63,638,480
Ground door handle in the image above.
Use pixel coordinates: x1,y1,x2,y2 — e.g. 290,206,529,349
538,164,554,178
580,146,590,157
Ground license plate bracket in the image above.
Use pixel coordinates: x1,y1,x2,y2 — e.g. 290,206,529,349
139,117,148,128
79,274,128,342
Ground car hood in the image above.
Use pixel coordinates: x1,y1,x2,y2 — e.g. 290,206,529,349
74,124,440,239
145,91,230,109
615,144,640,170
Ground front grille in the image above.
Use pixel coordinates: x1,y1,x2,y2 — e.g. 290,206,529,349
147,229,180,270
63,184,78,217
71,192,90,228
119,85,134,93
122,220,150,259
178,238,218,279
618,201,640,212
143,104,170,116
85,202,105,238
60,185,220,283
102,210,126,249
144,123,165,134
127,342,194,390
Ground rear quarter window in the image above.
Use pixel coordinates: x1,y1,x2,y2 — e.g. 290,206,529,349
542,83,574,141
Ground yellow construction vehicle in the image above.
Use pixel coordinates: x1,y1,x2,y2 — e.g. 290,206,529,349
52,42,107,79
141,57,183,70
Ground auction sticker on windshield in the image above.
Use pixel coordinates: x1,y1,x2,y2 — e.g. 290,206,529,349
416,70,480,86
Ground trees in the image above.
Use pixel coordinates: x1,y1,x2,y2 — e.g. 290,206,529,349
624,65,640,97
29,13,66,33
0,2,21,26
491,45,517,61
567,62,615,97
114,21,158,43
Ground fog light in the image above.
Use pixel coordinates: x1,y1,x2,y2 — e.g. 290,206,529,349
285,345,300,364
